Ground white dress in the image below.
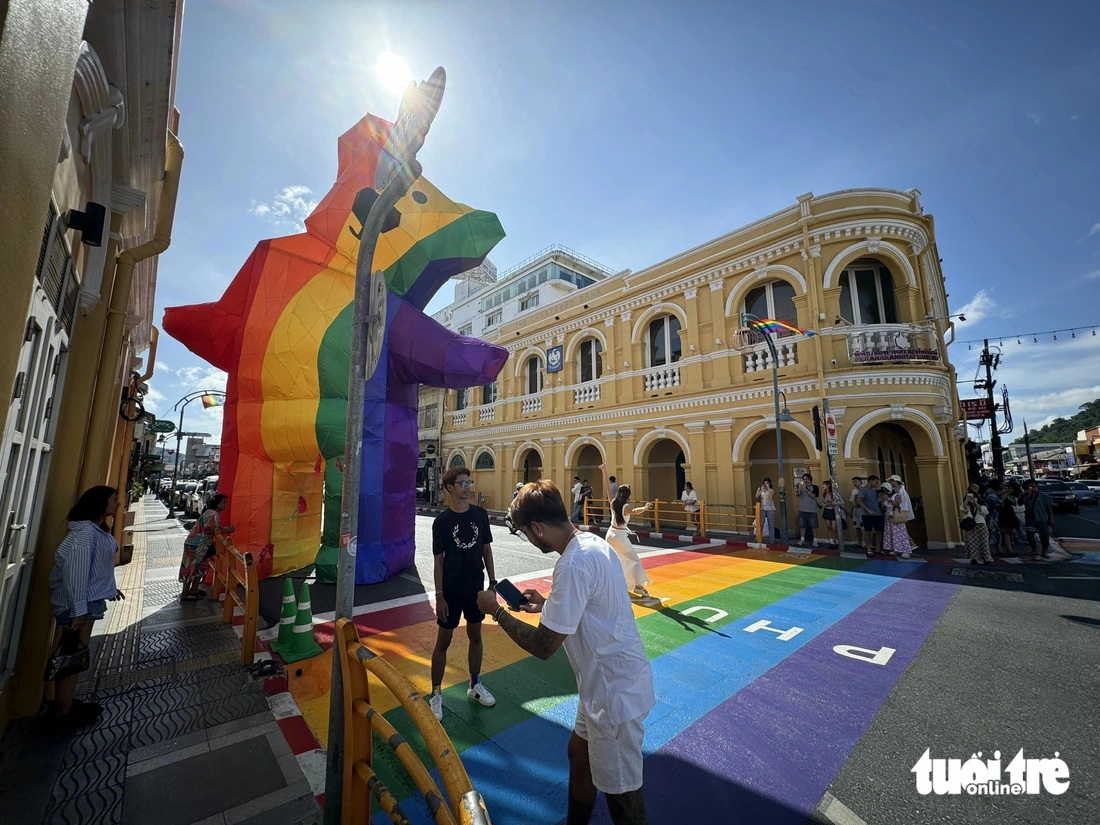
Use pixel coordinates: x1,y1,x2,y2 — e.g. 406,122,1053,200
605,506,650,591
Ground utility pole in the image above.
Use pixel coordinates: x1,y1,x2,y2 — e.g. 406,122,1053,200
979,339,1005,479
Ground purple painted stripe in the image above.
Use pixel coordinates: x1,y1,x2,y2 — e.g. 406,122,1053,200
608,572,958,824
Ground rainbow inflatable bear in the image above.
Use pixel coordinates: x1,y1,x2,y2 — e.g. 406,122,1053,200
164,114,507,583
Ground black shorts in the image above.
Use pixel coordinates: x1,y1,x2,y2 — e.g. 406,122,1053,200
437,590,484,629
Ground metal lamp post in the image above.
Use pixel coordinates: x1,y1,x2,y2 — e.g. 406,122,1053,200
165,390,224,518
324,67,448,825
739,313,792,545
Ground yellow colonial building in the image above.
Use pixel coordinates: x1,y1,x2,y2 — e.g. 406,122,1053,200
436,189,968,548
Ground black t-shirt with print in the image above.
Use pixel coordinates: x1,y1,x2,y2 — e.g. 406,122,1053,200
432,506,493,595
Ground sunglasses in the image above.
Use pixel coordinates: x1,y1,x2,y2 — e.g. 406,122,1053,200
456,480,475,489
504,516,528,542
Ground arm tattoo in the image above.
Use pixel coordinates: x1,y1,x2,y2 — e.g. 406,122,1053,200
499,612,565,660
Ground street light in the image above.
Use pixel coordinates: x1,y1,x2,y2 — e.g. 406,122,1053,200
165,390,224,519
735,313,796,545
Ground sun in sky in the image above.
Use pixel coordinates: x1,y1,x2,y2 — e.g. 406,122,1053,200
374,50,413,97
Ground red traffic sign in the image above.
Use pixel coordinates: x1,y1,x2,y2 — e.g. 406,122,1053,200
960,398,993,420
825,413,837,439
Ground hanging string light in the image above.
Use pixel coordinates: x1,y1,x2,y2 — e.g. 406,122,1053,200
956,322,1100,348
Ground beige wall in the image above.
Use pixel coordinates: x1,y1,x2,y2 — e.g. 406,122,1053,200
0,0,88,436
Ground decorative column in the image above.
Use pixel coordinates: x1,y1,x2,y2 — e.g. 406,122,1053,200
708,280,731,386
619,310,635,401
549,436,568,482
617,429,639,496
602,316,619,406
684,420,710,499
915,455,953,548
712,418,735,505
681,288,703,388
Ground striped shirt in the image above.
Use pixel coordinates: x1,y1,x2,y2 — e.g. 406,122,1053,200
49,520,119,618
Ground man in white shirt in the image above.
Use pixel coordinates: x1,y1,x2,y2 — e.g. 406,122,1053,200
478,481,654,825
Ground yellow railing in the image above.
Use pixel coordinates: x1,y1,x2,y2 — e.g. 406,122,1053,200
336,618,492,825
209,537,258,665
580,499,761,541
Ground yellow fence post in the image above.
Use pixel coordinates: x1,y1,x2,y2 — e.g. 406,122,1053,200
652,499,661,533
755,502,763,544
698,502,707,538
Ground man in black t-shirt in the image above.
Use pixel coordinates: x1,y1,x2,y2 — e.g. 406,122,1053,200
430,466,498,721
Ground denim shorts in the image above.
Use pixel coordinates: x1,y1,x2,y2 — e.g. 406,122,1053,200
54,599,107,626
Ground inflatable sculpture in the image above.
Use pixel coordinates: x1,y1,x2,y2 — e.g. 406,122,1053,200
163,113,507,583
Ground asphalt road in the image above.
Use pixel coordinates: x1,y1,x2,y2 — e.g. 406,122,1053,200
1054,503,1100,540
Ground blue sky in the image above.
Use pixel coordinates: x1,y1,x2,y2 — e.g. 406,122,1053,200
150,0,1100,443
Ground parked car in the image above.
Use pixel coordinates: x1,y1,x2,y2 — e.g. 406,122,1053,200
172,480,199,513
1065,481,1098,505
1036,479,1079,514
1079,479,1100,494
186,475,220,517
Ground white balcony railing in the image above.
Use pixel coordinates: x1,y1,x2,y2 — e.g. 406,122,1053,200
452,410,467,426
521,396,542,413
478,403,496,423
574,382,601,404
845,323,940,365
644,365,681,391
743,340,799,372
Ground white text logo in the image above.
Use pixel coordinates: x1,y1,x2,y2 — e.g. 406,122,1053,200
912,749,1070,796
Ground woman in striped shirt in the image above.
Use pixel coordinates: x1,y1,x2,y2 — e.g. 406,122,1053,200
48,485,124,725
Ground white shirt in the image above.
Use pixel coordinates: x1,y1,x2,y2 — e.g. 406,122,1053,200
894,483,914,521
540,531,655,726
571,482,583,503
681,488,699,512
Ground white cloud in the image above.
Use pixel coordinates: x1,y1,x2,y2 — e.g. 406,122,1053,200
952,289,995,328
1086,222,1100,239
155,360,170,371
249,185,319,231
1026,113,1041,125
175,365,228,392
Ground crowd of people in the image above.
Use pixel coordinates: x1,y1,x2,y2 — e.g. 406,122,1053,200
959,477,1056,564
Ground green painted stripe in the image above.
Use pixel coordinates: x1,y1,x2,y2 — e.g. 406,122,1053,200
382,210,505,297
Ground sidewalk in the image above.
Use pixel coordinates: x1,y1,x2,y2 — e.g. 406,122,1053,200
0,495,321,825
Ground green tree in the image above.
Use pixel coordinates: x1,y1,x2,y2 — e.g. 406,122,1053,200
1013,398,1100,444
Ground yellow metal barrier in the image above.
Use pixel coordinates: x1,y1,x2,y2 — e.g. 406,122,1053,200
582,499,763,543
337,618,492,825
209,537,258,665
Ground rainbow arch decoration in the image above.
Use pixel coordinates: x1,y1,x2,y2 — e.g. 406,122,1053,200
163,113,508,583
288,546,957,822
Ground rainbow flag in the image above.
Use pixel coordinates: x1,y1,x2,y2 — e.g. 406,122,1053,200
749,318,816,337
201,394,223,409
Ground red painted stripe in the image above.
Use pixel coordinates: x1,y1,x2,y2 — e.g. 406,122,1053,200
278,713,323,755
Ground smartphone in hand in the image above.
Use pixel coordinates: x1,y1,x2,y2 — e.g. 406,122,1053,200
493,579,530,610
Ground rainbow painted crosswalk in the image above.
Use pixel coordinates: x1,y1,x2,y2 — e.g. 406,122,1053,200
288,547,957,824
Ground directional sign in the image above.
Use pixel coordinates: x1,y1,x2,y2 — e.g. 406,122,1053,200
960,398,993,420
825,413,837,440
828,435,839,457
149,419,176,434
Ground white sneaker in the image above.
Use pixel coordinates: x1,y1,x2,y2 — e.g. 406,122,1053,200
429,691,443,721
467,683,496,707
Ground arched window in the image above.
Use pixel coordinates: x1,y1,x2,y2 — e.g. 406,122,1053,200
449,454,465,468
839,259,898,325
647,315,682,367
744,281,796,325
482,381,497,405
454,388,467,411
524,356,543,395
474,451,495,470
578,338,603,383
877,447,886,481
